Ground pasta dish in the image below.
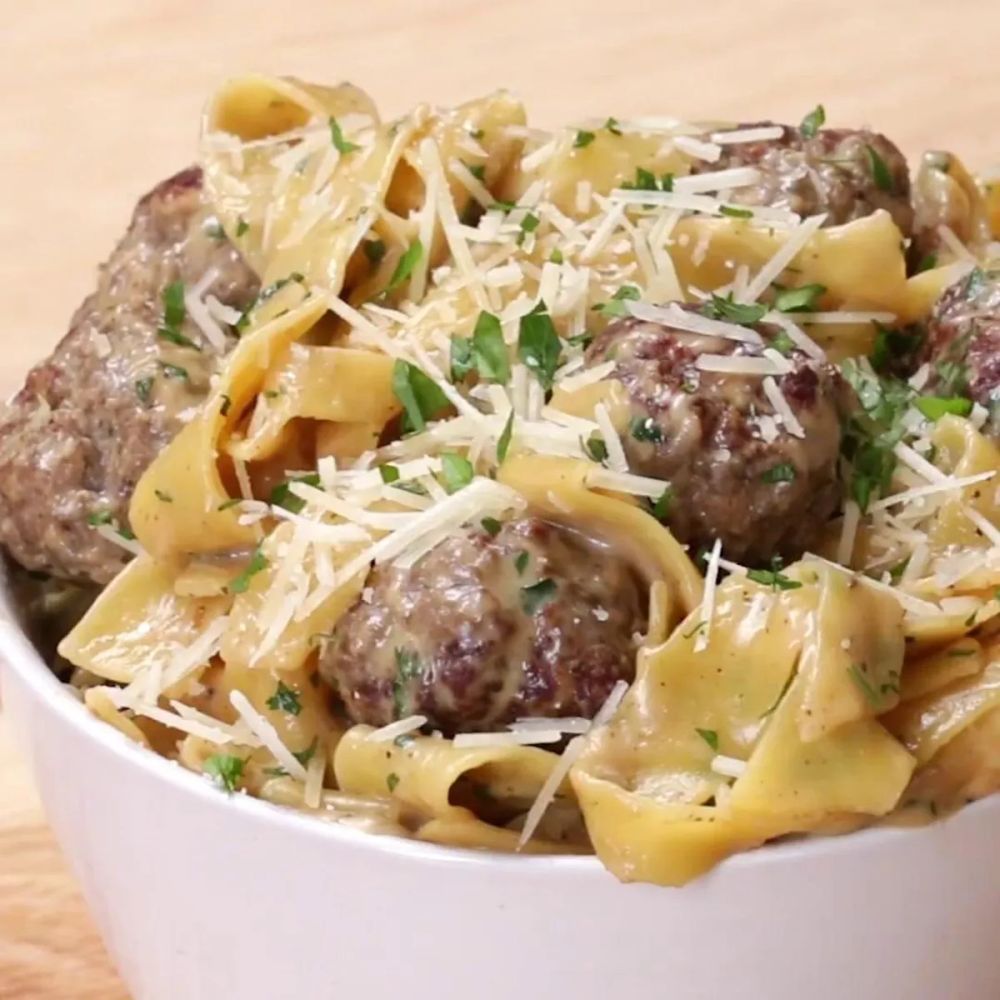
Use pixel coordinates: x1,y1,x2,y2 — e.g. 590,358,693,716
3,75,1000,886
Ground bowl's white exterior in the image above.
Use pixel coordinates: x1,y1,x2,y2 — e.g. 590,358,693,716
2,611,999,1000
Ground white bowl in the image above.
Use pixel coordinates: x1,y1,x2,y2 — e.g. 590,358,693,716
2,582,999,1000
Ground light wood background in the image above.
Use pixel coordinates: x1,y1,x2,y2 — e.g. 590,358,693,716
0,1,997,996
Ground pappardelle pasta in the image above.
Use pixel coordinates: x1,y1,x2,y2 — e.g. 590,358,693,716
22,76,1000,885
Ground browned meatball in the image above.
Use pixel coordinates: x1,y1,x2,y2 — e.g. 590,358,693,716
923,267,1000,428
587,309,846,564
320,517,647,734
0,167,259,584
697,121,913,235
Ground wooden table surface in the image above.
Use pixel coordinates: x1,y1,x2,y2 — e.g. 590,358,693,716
1,1,997,996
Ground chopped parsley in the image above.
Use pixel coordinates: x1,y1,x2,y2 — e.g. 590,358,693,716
769,330,796,356
847,662,881,706
157,281,198,348
480,516,502,537
154,489,173,503
914,395,973,421
227,547,268,594
236,217,250,237
839,358,914,510
392,359,451,433
517,302,562,392
695,728,719,752
604,117,623,136
760,670,795,718
517,211,540,245
392,647,423,716
773,282,826,313
266,681,302,716
595,284,641,319
471,311,511,383
440,451,474,493
621,167,673,193
497,410,515,464
869,322,925,372
86,510,114,527
386,240,424,293
549,248,565,265
719,204,753,219
379,464,401,484
866,144,893,192
204,754,245,793
573,129,596,149
159,361,189,381
761,462,796,484
292,739,318,768
217,498,242,511
135,376,154,404
263,766,289,778
514,551,530,575
701,294,766,326
450,335,474,382
329,116,360,154
465,161,486,181
583,432,608,463
269,473,321,514
747,559,802,591
363,238,387,267
386,772,400,793
915,252,938,274
520,578,557,615
630,416,663,443
799,104,826,139
651,488,674,522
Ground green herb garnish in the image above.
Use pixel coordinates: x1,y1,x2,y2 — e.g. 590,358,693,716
480,516,502,537
701,294,767,326
379,464,401,484
154,489,173,503
774,283,826,313
228,547,268,594
204,754,245,793
651,488,674,522
596,284,641,319
914,396,973,421
866,145,893,192
497,410,515,464
517,302,562,392
799,104,826,139
266,681,302,716
135,376,154,404
514,551,530,575
583,433,608,463
520,578,557,615
159,361,189,381
695,728,719,752
719,205,753,219
471,311,511,383
236,217,250,237
392,647,423,716
157,281,198,348
386,773,400,793
292,739,318,768
386,240,424,293
761,462,796,484
574,130,595,149
630,416,663,443
440,452,474,493
269,473,321,514
363,238,387,267
392,359,451,433
329,116,360,154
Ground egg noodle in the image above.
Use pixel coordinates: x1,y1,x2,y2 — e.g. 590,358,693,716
58,75,1000,886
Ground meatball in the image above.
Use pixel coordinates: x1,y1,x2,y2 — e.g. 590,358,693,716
696,121,913,235
586,309,846,564
0,167,259,584
321,517,647,734
923,267,1000,424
